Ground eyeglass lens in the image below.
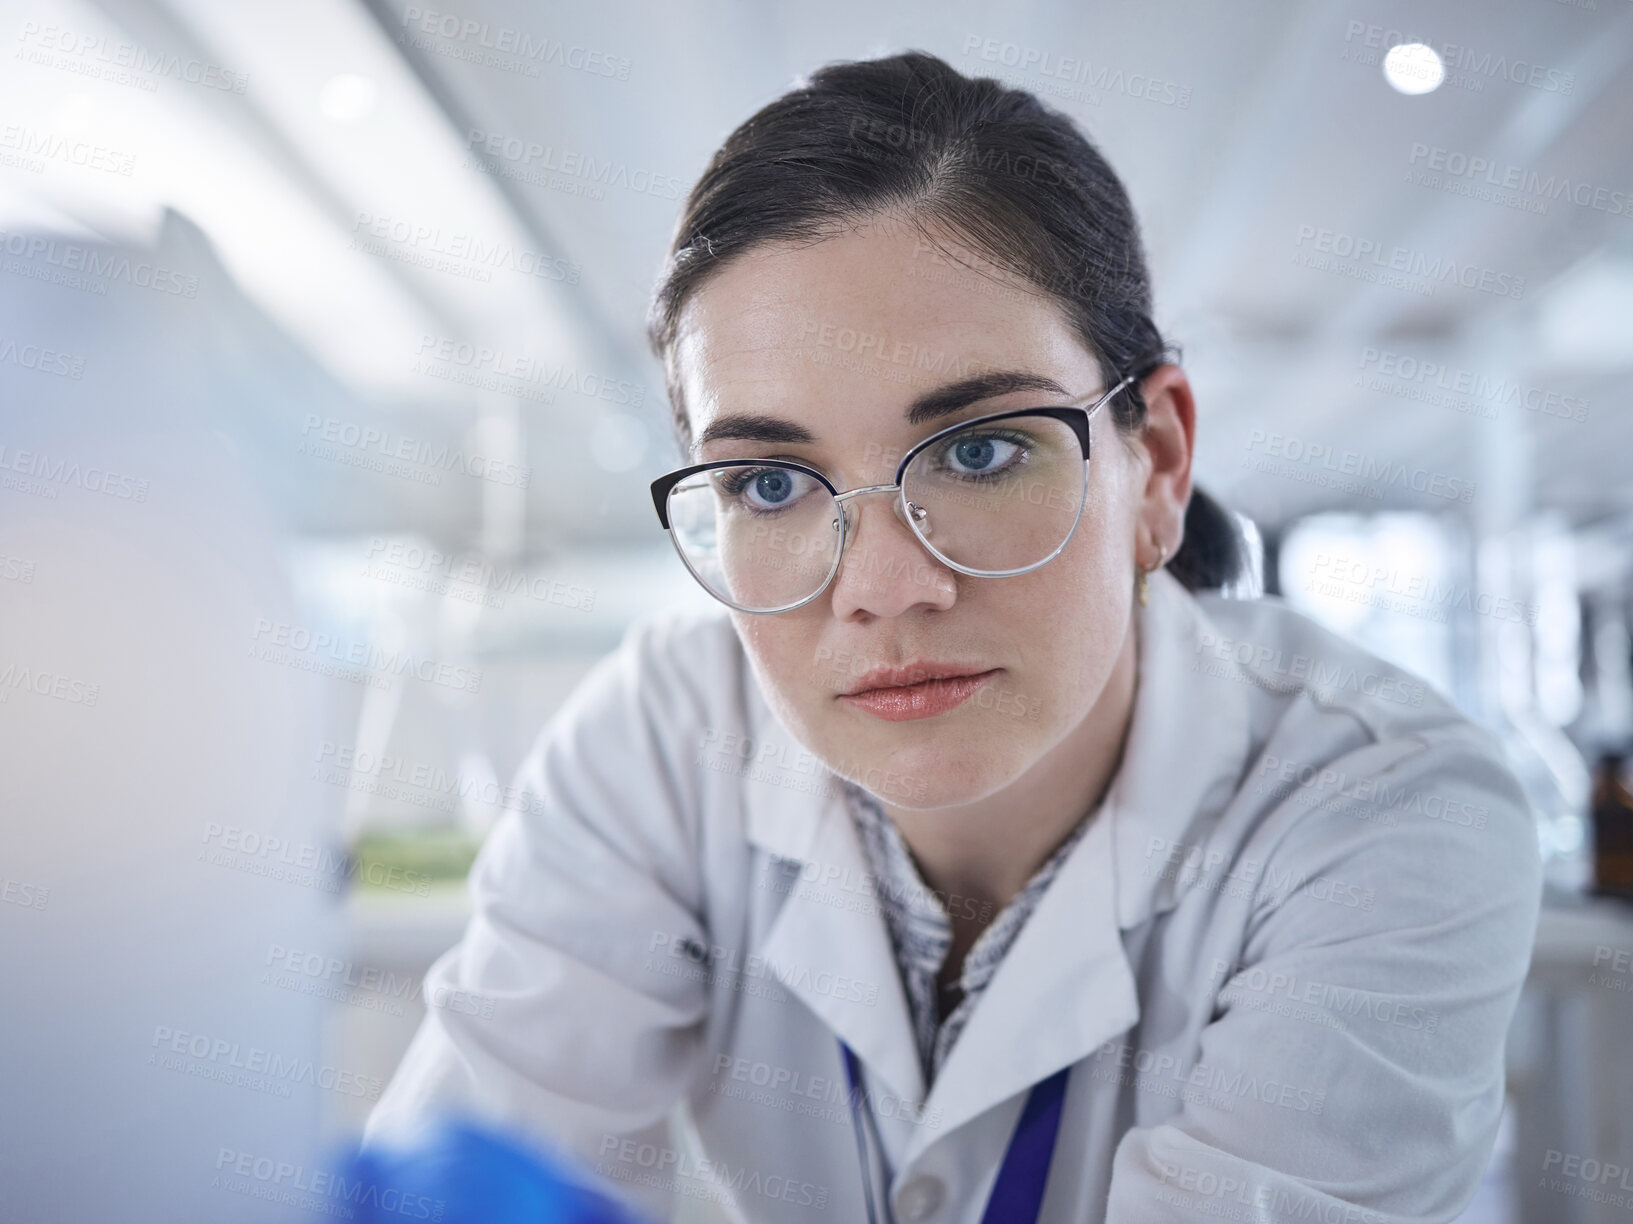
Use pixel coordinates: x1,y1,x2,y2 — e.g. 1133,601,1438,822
666,413,1087,612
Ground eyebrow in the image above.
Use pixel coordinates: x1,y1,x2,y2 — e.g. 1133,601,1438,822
692,369,1072,451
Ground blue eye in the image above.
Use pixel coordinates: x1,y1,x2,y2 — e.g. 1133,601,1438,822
717,466,820,512
953,437,997,471
937,431,1026,476
750,469,794,506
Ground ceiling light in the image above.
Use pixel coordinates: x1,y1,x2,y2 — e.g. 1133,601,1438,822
1383,43,1444,95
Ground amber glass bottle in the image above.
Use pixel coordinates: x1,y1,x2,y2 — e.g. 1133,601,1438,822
1590,750,1633,899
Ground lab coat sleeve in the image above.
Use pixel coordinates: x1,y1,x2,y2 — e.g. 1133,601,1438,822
1102,723,1543,1223
363,615,715,1215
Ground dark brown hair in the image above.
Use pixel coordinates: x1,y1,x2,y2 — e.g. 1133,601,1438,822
645,49,1243,590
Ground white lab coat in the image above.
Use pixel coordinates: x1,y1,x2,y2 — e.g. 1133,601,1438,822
366,567,1542,1224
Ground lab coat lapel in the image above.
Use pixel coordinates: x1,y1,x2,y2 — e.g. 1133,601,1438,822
749,784,928,1108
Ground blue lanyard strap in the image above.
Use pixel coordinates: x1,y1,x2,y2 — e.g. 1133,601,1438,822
838,1039,1070,1224
980,1059,1070,1224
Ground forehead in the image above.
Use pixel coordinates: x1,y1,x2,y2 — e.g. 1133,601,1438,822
671,220,1093,433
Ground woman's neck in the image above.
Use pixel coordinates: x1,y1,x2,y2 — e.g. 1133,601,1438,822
882,616,1140,922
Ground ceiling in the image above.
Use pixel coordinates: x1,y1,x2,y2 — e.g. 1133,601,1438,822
9,0,1631,553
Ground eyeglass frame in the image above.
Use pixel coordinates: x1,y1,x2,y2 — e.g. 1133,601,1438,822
648,371,1138,614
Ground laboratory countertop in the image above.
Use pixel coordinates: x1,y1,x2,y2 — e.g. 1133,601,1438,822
340,881,1633,980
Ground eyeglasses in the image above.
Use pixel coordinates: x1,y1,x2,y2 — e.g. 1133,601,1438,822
649,374,1136,614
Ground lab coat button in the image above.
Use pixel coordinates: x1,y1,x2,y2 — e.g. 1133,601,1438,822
896,1175,946,1221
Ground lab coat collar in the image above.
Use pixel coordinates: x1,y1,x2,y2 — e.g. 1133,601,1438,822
737,566,1253,1140
909,803,1136,1153
751,782,931,1109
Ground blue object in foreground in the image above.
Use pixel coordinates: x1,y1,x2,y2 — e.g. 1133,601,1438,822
340,1117,659,1224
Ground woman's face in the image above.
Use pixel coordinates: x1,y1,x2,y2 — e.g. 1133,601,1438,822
671,217,1173,810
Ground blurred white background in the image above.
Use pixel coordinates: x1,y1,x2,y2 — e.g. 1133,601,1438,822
2,1,1631,1220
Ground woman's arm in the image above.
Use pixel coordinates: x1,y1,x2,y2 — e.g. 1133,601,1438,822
1104,723,1543,1223
364,615,718,1218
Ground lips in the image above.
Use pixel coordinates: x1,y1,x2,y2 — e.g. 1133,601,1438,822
836,662,1001,722
841,662,992,696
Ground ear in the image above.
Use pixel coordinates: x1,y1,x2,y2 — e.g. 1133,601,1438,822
1132,364,1195,563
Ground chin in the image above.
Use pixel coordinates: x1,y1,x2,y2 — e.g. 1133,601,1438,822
821,718,1035,810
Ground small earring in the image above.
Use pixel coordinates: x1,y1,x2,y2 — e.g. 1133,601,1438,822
1137,543,1168,607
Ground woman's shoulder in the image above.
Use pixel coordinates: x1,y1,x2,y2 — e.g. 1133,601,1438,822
516,607,755,799
575,605,748,719
619,605,744,676
1180,588,1538,884
1188,586,1467,744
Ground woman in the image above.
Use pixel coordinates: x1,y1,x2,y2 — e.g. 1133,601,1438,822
368,51,1541,1223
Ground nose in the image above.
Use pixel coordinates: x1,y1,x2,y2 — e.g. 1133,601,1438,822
827,487,957,620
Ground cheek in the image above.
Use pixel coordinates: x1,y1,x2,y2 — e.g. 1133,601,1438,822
731,613,825,717
997,518,1128,626
976,524,1132,714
